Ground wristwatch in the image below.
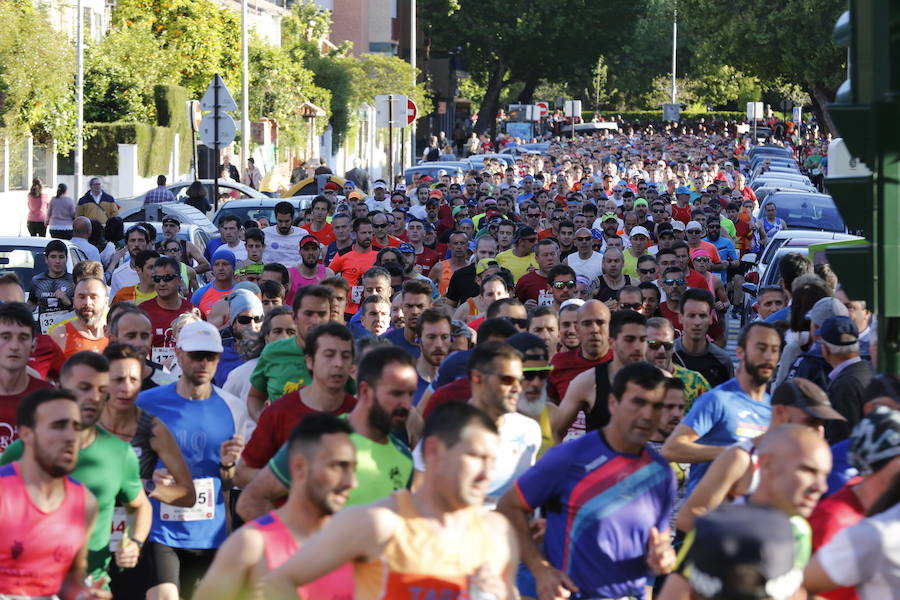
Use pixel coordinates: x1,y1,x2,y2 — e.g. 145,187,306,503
219,462,236,470
143,479,157,495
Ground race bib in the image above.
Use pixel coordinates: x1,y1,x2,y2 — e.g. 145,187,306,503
39,310,73,334
538,290,554,307
160,478,215,522
351,285,364,304
151,346,176,365
109,506,127,551
563,411,587,443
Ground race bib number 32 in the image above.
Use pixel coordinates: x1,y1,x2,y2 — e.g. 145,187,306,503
160,478,215,522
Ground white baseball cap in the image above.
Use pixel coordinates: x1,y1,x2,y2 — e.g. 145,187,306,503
671,220,686,232
177,321,223,353
686,220,704,232
630,226,650,238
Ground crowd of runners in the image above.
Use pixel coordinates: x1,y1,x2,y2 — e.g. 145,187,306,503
1,119,897,600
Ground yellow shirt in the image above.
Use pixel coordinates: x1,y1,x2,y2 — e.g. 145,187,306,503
622,248,648,278
496,249,538,283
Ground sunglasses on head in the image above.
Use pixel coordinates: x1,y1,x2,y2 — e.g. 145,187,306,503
152,274,179,283
647,340,675,351
552,280,576,289
235,314,263,325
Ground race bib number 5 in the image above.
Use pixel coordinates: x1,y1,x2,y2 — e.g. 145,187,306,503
160,478,215,522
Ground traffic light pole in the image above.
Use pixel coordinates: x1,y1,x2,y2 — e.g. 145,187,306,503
875,99,900,373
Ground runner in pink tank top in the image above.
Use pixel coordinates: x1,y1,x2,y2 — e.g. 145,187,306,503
251,511,353,599
285,235,334,305
194,413,356,600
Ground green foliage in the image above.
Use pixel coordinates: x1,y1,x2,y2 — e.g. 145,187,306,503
154,85,191,174
84,122,175,177
583,58,614,112
593,110,747,122
111,0,241,100
0,2,76,149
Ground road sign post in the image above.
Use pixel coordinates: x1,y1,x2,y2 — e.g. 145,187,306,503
199,74,238,210
564,100,582,141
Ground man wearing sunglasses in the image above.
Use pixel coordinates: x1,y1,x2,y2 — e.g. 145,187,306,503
645,317,710,409
214,290,264,387
565,227,603,281
509,332,558,459
141,257,196,360
545,265,577,311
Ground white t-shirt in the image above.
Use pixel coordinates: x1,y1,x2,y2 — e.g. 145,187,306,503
566,251,604,281
817,502,900,600
414,411,541,509
262,225,308,265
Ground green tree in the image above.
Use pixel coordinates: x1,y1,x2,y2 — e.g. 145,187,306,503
111,0,241,100
0,2,76,149
679,0,844,131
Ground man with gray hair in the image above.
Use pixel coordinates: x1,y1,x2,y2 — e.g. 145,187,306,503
819,315,874,443
70,216,102,263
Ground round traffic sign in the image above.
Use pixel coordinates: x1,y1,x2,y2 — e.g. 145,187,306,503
407,98,418,126
188,100,202,132
536,101,549,118
199,112,237,148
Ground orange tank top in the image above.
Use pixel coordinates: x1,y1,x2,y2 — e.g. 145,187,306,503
63,321,109,357
438,261,453,296
0,462,87,597
354,490,499,600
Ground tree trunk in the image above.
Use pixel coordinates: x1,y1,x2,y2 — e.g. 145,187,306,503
809,82,837,137
517,75,539,104
474,58,507,138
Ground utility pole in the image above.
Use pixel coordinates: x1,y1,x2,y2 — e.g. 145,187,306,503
410,0,417,166
241,0,250,178
75,0,84,196
671,1,678,105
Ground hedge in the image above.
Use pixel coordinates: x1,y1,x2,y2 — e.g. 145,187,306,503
154,85,192,175
84,123,139,175
582,110,747,122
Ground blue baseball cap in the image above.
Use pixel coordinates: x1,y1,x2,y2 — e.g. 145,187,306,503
398,242,415,254
676,186,691,195
818,315,859,346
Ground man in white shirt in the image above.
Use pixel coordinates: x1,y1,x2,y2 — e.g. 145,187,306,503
262,201,308,265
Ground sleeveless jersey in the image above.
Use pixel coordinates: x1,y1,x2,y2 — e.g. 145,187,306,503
128,409,158,480
589,362,612,431
355,490,500,600
437,261,453,296
63,321,108,358
287,264,327,305
250,512,353,600
0,462,87,597
762,216,786,238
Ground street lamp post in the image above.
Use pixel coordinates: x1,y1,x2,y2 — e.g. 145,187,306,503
671,1,678,105
75,0,84,196
410,0,416,166
241,0,250,178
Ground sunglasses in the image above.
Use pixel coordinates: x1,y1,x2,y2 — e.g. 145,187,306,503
501,317,528,329
638,268,657,275
575,236,592,242
152,274,179,283
235,315,263,325
523,369,551,381
187,351,218,362
164,246,181,253
619,302,644,310
662,278,686,286
481,370,524,386
686,229,703,234
647,340,675,351
652,209,667,214
373,223,388,229
552,280,576,289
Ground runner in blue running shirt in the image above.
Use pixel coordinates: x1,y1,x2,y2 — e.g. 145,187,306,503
661,322,782,496
499,362,677,600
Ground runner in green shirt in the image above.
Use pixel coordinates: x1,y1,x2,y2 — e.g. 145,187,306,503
1,352,151,581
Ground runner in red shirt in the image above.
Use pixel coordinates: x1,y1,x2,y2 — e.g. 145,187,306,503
139,256,195,355
307,195,335,246
548,300,613,402
406,219,441,277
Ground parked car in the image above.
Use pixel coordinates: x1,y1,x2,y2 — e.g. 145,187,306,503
738,230,862,324
404,164,466,186
500,142,550,156
142,222,211,256
750,175,815,192
0,237,89,294
120,202,218,238
759,191,845,233
466,153,516,168
211,196,321,227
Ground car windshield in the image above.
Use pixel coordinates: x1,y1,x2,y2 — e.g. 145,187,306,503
768,195,845,232
214,207,276,227
0,246,46,292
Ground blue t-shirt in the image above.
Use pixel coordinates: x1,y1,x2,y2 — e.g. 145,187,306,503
381,327,420,358
682,378,770,493
414,374,429,407
136,382,248,549
826,439,857,496
515,431,675,599
203,237,225,262
432,349,472,389
765,305,791,323
705,235,738,282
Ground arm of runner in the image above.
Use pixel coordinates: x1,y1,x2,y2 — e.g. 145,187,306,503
552,368,594,440
186,265,200,295
661,424,725,464
803,554,841,595
477,512,521,600
235,465,288,522
219,434,245,489
187,242,210,274
194,526,265,600
148,416,197,507
117,488,151,569
656,573,692,600
234,462,259,489
59,492,111,600
496,487,577,600
263,505,391,599
676,445,751,533
247,385,268,423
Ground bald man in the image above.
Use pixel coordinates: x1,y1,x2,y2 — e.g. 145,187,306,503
547,299,613,405
659,424,831,599
565,227,603,280
70,217,102,264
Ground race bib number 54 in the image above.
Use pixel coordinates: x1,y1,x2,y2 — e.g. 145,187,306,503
160,478,215,522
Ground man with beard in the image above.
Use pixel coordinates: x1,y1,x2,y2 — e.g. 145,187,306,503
554,310,649,440
413,308,451,407
645,317,710,410
329,218,378,314
1,353,152,585
509,332,558,458
110,224,150,298
412,341,541,509
499,363,676,600
235,347,418,521
663,322,781,495
262,202,308,265
214,290,264,387
195,414,356,600
557,301,582,352
106,305,175,391
0,389,106,600
236,322,356,487
672,288,731,386
286,236,333,307
50,277,109,360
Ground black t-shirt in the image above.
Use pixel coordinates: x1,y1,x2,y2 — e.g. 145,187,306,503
446,263,479,305
324,241,353,266
588,362,612,431
673,341,734,388
594,274,632,303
